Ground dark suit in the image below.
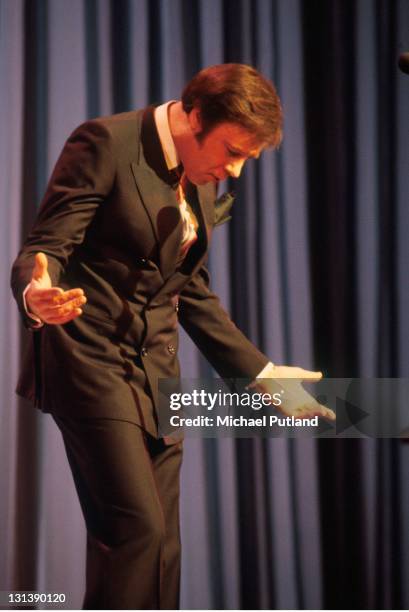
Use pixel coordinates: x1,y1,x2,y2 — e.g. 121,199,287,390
11,107,268,608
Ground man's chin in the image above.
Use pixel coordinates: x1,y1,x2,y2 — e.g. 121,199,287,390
198,174,219,185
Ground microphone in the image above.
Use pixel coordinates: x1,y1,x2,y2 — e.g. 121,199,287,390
398,52,409,74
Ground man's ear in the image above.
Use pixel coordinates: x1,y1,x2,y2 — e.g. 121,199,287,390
188,107,202,135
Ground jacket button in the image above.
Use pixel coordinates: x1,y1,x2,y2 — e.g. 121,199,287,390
141,347,148,357
167,344,176,355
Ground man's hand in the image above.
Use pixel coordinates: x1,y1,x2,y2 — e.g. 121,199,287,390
25,252,87,325
252,365,336,421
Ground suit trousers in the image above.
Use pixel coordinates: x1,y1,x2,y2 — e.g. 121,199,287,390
53,415,183,610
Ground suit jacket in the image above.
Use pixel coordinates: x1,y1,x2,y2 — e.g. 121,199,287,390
11,107,269,438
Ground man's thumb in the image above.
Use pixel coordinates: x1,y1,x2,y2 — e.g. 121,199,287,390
33,252,48,281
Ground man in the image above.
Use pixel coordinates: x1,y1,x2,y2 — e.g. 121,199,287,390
11,64,334,609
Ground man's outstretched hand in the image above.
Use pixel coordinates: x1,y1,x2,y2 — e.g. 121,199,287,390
25,252,86,325
252,365,336,421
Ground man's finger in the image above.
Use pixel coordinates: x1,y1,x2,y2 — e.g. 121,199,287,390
45,308,83,325
299,369,323,381
51,288,85,305
30,288,84,304
32,252,49,281
28,287,64,303
41,296,87,318
322,407,336,421
303,402,336,421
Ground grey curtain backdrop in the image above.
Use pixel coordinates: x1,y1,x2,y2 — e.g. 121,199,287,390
1,0,408,609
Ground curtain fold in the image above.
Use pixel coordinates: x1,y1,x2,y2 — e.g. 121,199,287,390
0,0,24,592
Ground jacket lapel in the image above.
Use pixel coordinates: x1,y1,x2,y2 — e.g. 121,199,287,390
197,182,216,238
182,181,215,274
130,107,216,282
131,164,217,282
131,162,183,280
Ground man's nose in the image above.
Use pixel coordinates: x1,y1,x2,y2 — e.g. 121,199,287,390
225,159,245,178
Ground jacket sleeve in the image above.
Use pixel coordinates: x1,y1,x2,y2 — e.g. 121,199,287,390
178,265,269,380
10,120,116,326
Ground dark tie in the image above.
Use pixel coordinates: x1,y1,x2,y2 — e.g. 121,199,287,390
168,163,184,190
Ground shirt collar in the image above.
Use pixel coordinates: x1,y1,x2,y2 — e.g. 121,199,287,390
140,105,180,188
154,101,180,171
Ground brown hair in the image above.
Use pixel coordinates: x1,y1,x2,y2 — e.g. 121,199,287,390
182,63,283,148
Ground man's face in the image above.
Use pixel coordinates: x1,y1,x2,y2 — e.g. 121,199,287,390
180,109,263,185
